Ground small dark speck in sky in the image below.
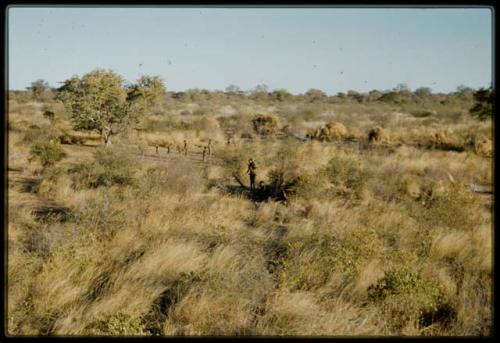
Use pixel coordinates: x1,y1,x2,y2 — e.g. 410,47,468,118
313,64,317,68
138,63,143,67
168,60,172,65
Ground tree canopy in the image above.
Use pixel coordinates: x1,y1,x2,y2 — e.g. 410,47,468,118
56,69,165,145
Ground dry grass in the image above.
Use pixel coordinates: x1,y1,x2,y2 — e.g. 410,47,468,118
7,95,492,336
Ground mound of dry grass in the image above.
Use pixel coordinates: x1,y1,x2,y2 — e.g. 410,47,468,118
252,115,279,136
474,137,492,157
367,127,390,144
309,121,348,141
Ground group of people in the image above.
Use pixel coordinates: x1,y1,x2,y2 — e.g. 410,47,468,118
154,137,259,191
154,139,213,160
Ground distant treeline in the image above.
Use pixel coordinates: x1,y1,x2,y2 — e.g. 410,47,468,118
9,79,492,120
10,83,480,104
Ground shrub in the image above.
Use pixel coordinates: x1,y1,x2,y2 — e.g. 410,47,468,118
368,265,445,332
325,156,370,197
367,127,390,144
86,313,146,335
22,125,51,144
69,148,136,188
58,130,86,145
252,115,279,136
280,229,380,291
29,143,67,167
469,87,493,120
412,186,479,232
309,122,348,142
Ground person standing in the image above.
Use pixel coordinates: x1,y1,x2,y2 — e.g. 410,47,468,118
202,146,208,162
247,158,257,191
207,139,213,155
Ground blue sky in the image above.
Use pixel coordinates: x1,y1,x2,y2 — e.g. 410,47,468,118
7,6,493,94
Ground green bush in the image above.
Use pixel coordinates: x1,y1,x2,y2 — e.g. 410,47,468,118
325,156,370,197
469,87,492,120
29,143,67,167
410,185,479,232
368,265,445,332
86,313,146,335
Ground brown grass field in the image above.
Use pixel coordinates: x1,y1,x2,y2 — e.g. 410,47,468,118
7,90,493,336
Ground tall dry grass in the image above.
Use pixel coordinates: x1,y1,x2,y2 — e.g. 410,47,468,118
7,96,492,336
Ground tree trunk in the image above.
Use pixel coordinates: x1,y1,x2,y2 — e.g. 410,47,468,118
102,129,113,147
104,135,113,146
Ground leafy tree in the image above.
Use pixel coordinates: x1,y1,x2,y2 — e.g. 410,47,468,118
414,87,432,98
225,84,241,93
41,104,55,123
305,88,326,102
347,90,365,103
56,70,128,146
271,89,292,102
455,85,474,100
250,84,270,101
394,83,411,93
126,75,166,115
470,87,493,120
253,84,269,93
368,89,383,101
56,69,165,146
27,79,50,99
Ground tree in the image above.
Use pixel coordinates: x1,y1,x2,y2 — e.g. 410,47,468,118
56,69,164,146
368,89,383,101
27,79,50,99
250,84,269,101
225,84,241,93
347,90,365,103
305,88,326,102
253,84,269,93
414,87,432,98
455,85,474,100
126,75,166,115
470,87,493,120
394,83,410,93
271,89,292,102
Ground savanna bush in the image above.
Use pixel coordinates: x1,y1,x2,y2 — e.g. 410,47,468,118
410,185,479,232
69,148,136,189
325,156,370,198
280,229,381,291
368,265,446,332
30,142,67,167
86,313,146,335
